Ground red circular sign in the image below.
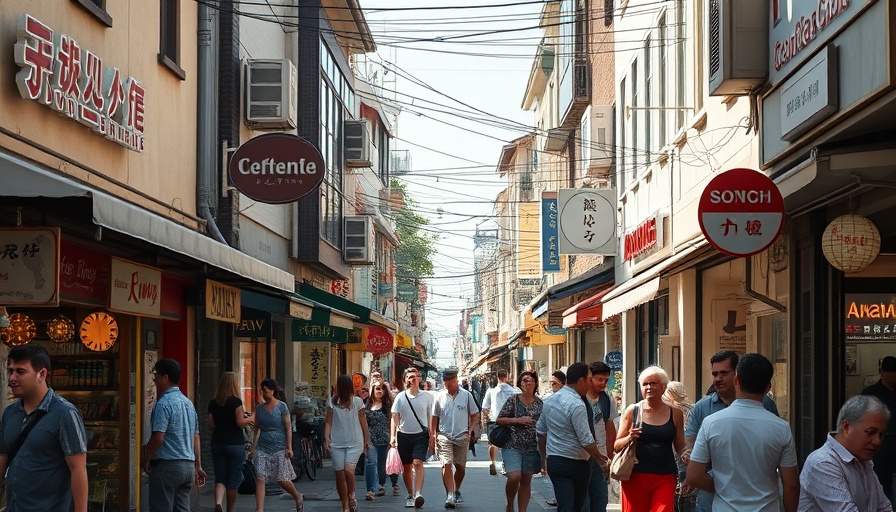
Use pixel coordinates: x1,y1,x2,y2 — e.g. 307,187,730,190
698,168,785,257
365,325,394,357
228,133,325,204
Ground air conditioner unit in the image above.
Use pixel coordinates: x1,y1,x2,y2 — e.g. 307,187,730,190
343,215,375,264
245,59,297,129
345,119,373,168
581,105,615,176
708,0,768,96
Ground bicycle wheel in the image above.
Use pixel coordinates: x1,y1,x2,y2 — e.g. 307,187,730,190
291,434,305,481
303,437,317,480
313,438,324,469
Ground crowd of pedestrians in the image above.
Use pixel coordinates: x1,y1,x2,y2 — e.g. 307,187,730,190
3,345,896,512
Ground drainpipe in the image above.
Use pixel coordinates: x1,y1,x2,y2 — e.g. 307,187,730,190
744,257,786,312
198,3,227,244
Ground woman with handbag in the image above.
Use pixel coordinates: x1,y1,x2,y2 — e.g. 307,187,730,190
207,372,255,512
363,378,400,499
613,366,686,512
496,371,543,512
325,374,371,512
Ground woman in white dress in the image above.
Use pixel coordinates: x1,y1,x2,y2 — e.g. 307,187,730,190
325,374,371,512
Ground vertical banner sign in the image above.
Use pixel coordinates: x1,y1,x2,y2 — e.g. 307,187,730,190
557,188,618,255
518,202,542,279
714,300,748,354
541,192,561,272
109,257,161,317
301,342,331,412
0,227,60,305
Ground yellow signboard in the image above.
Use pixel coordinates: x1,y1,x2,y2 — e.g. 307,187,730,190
518,202,541,279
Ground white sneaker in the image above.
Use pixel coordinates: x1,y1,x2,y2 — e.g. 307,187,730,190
415,493,425,508
406,495,415,508
445,492,456,509
454,491,463,504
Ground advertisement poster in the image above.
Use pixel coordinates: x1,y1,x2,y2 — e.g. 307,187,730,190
300,343,330,412
0,227,60,305
714,300,748,354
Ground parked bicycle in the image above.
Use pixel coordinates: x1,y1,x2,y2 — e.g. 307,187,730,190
292,418,324,481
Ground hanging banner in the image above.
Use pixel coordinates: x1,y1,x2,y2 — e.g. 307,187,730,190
300,342,331,411
557,188,617,255
519,201,541,278
0,227,60,306
541,192,561,272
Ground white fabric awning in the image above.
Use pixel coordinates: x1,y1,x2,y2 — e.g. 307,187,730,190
601,239,711,320
1,149,295,292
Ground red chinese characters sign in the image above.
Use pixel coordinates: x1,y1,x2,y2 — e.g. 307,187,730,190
13,14,146,152
698,169,785,257
363,325,394,357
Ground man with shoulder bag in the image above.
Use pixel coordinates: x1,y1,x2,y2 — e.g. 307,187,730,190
391,367,434,509
481,369,519,476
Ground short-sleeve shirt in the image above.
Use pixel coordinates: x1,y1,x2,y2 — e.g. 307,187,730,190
588,391,618,456
482,382,519,422
0,389,87,512
498,394,543,452
208,396,245,445
535,386,595,460
256,400,290,454
433,388,480,443
329,396,364,449
392,390,434,434
690,399,798,512
151,386,200,461
365,403,391,446
685,391,779,439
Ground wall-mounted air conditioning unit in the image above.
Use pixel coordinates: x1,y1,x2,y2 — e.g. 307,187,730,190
245,59,297,129
344,215,375,264
581,105,615,175
708,0,768,96
345,119,372,168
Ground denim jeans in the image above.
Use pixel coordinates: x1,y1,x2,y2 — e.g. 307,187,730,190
583,458,608,512
366,444,398,492
547,456,591,512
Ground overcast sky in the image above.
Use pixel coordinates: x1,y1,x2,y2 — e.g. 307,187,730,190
360,0,544,367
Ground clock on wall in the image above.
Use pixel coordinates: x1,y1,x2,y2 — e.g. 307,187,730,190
80,312,119,352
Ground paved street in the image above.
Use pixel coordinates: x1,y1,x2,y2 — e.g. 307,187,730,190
195,439,621,511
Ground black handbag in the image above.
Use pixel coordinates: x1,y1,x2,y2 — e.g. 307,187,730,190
487,396,518,448
238,460,257,495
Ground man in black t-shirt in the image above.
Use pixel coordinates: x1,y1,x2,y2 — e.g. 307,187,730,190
862,355,896,504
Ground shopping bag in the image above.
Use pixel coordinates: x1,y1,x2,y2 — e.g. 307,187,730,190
609,440,638,481
238,460,257,495
385,446,403,475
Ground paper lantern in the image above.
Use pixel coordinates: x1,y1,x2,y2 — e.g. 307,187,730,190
47,315,76,343
821,214,881,273
6,313,36,346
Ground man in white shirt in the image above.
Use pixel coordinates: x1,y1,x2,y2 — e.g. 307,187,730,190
481,369,519,475
584,361,617,512
687,353,799,512
431,369,480,509
799,395,892,511
391,367,434,509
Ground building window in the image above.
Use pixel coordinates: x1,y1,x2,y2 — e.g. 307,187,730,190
619,77,626,189
644,37,652,166
658,15,668,148
630,59,639,177
676,0,687,129
318,42,353,249
71,0,113,26
159,0,185,79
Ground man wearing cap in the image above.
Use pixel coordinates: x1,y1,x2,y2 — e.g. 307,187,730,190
431,370,480,509
862,355,896,504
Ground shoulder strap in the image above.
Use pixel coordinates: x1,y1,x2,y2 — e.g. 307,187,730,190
597,391,611,422
7,408,49,467
633,403,640,428
405,393,426,430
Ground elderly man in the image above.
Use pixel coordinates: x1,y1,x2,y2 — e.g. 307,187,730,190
799,395,893,511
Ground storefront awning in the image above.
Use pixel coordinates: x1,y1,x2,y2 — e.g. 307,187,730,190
297,283,395,329
529,257,614,322
601,239,712,320
523,310,566,346
562,287,614,328
465,352,489,375
286,292,357,329
1,151,294,292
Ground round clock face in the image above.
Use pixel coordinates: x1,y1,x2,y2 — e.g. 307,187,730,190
80,312,119,352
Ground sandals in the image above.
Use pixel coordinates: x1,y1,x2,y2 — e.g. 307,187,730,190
349,495,358,512
296,494,304,512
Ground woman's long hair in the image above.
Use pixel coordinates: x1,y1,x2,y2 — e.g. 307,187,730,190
260,378,285,401
367,378,393,412
214,372,240,406
333,374,354,408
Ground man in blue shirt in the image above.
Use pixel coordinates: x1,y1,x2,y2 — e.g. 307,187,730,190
0,344,88,512
684,350,779,512
143,358,206,512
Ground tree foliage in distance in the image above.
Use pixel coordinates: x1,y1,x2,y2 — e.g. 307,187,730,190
391,179,438,281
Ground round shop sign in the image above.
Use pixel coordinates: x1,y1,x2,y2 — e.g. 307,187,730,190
698,168,785,257
228,133,325,204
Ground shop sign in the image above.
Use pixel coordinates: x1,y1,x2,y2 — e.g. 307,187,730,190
418,283,428,304
396,331,413,348
0,227,60,306
781,45,838,141
769,0,858,85
714,300,748,354
205,279,240,324
291,319,349,343
541,192,561,272
698,169,785,257
109,257,161,317
397,282,417,302
844,293,896,341
227,133,325,204
605,350,623,371
377,283,394,297
624,215,664,261
330,279,349,297
234,308,271,338
363,324,394,356
14,14,146,152
300,342,330,409
557,188,617,255
60,240,109,306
